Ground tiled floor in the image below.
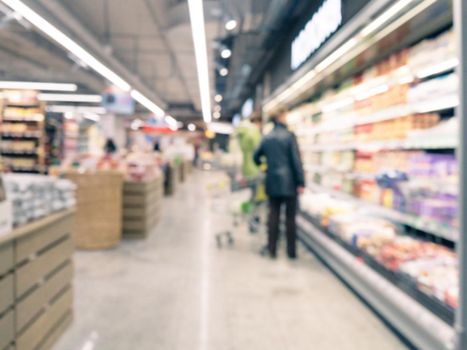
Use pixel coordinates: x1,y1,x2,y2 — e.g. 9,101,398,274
54,171,409,350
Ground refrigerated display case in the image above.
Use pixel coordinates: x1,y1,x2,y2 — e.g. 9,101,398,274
262,0,466,349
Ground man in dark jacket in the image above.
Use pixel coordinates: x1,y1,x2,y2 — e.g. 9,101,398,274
253,110,305,259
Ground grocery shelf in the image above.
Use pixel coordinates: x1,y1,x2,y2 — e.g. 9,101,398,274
308,183,457,242
1,132,42,139
1,149,38,155
305,166,375,180
296,215,455,350
2,117,44,122
302,94,459,136
304,138,457,152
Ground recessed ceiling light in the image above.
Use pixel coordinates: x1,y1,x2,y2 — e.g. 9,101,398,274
213,111,221,119
221,49,232,59
188,123,196,132
188,0,212,124
225,19,237,31
214,94,223,103
219,68,229,77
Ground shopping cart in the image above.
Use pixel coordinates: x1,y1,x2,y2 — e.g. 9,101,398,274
208,168,267,249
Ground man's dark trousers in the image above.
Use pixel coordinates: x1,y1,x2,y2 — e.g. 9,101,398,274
267,196,297,258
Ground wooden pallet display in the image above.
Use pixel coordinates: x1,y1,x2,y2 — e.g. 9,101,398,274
0,209,75,350
165,162,179,196
64,171,123,250
123,175,164,238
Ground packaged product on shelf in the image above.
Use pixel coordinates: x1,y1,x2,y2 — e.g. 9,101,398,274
2,174,76,227
0,176,12,236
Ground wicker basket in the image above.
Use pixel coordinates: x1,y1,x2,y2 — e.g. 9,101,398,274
64,170,123,250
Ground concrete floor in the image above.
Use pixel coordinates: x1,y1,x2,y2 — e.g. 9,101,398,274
54,171,410,350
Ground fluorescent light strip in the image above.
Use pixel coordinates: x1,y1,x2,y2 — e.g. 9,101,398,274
130,90,165,117
316,38,358,72
39,93,102,103
361,0,415,36
1,1,168,117
47,105,107,114
0,81,77,91
165,115,178,131
188,0,212,123
1,0,131,91
84,113,100,122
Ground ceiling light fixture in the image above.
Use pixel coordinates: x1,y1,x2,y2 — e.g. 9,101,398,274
38,93,102,103
188,0,212,124
214,94,223,103
47,105,107,114
188,123,196,132
221,48,232,59
64,112,74,120
84,113,101,123
225,19,237,31
1,0,131,91
131,119,144,131
0,81,77,91
219,68,229,77
214,105,222,112
213,111,221,119
165,115,178,131
130,90,165,117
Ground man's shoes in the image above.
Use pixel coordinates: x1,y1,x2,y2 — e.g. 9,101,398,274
288,254,297,260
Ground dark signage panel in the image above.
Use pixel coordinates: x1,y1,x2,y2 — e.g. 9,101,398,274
267,0,371,93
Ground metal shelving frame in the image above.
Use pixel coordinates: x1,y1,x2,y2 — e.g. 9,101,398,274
454,1,467,349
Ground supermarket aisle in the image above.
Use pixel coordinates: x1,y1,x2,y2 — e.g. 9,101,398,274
54,171,409,350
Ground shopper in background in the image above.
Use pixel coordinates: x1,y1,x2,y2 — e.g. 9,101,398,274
253,109,305,259
235,113,262,180
104,138,117,155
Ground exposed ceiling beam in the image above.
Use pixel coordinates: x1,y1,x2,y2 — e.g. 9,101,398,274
143,0,197,111
0,29,104,91
29,0,167,109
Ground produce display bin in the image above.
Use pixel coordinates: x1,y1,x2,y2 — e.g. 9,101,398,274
0,209,75,350
64,171,123,250
123,175,164,238
164,163,179,196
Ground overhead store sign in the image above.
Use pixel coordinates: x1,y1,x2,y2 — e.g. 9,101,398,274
291,0,343,70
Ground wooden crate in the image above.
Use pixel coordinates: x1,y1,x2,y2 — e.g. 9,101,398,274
65,171,123,250
123,176,163,239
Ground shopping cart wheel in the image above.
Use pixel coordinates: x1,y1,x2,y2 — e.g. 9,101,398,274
215,233,223,248
259,245,269,256
226,232,234,246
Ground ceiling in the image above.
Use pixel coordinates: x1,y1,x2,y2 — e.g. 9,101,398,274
0,0,301,121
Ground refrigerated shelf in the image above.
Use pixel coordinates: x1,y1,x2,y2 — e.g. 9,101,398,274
297,214,455,350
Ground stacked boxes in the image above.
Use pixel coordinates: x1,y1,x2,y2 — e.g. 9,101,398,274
123,174,164,238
